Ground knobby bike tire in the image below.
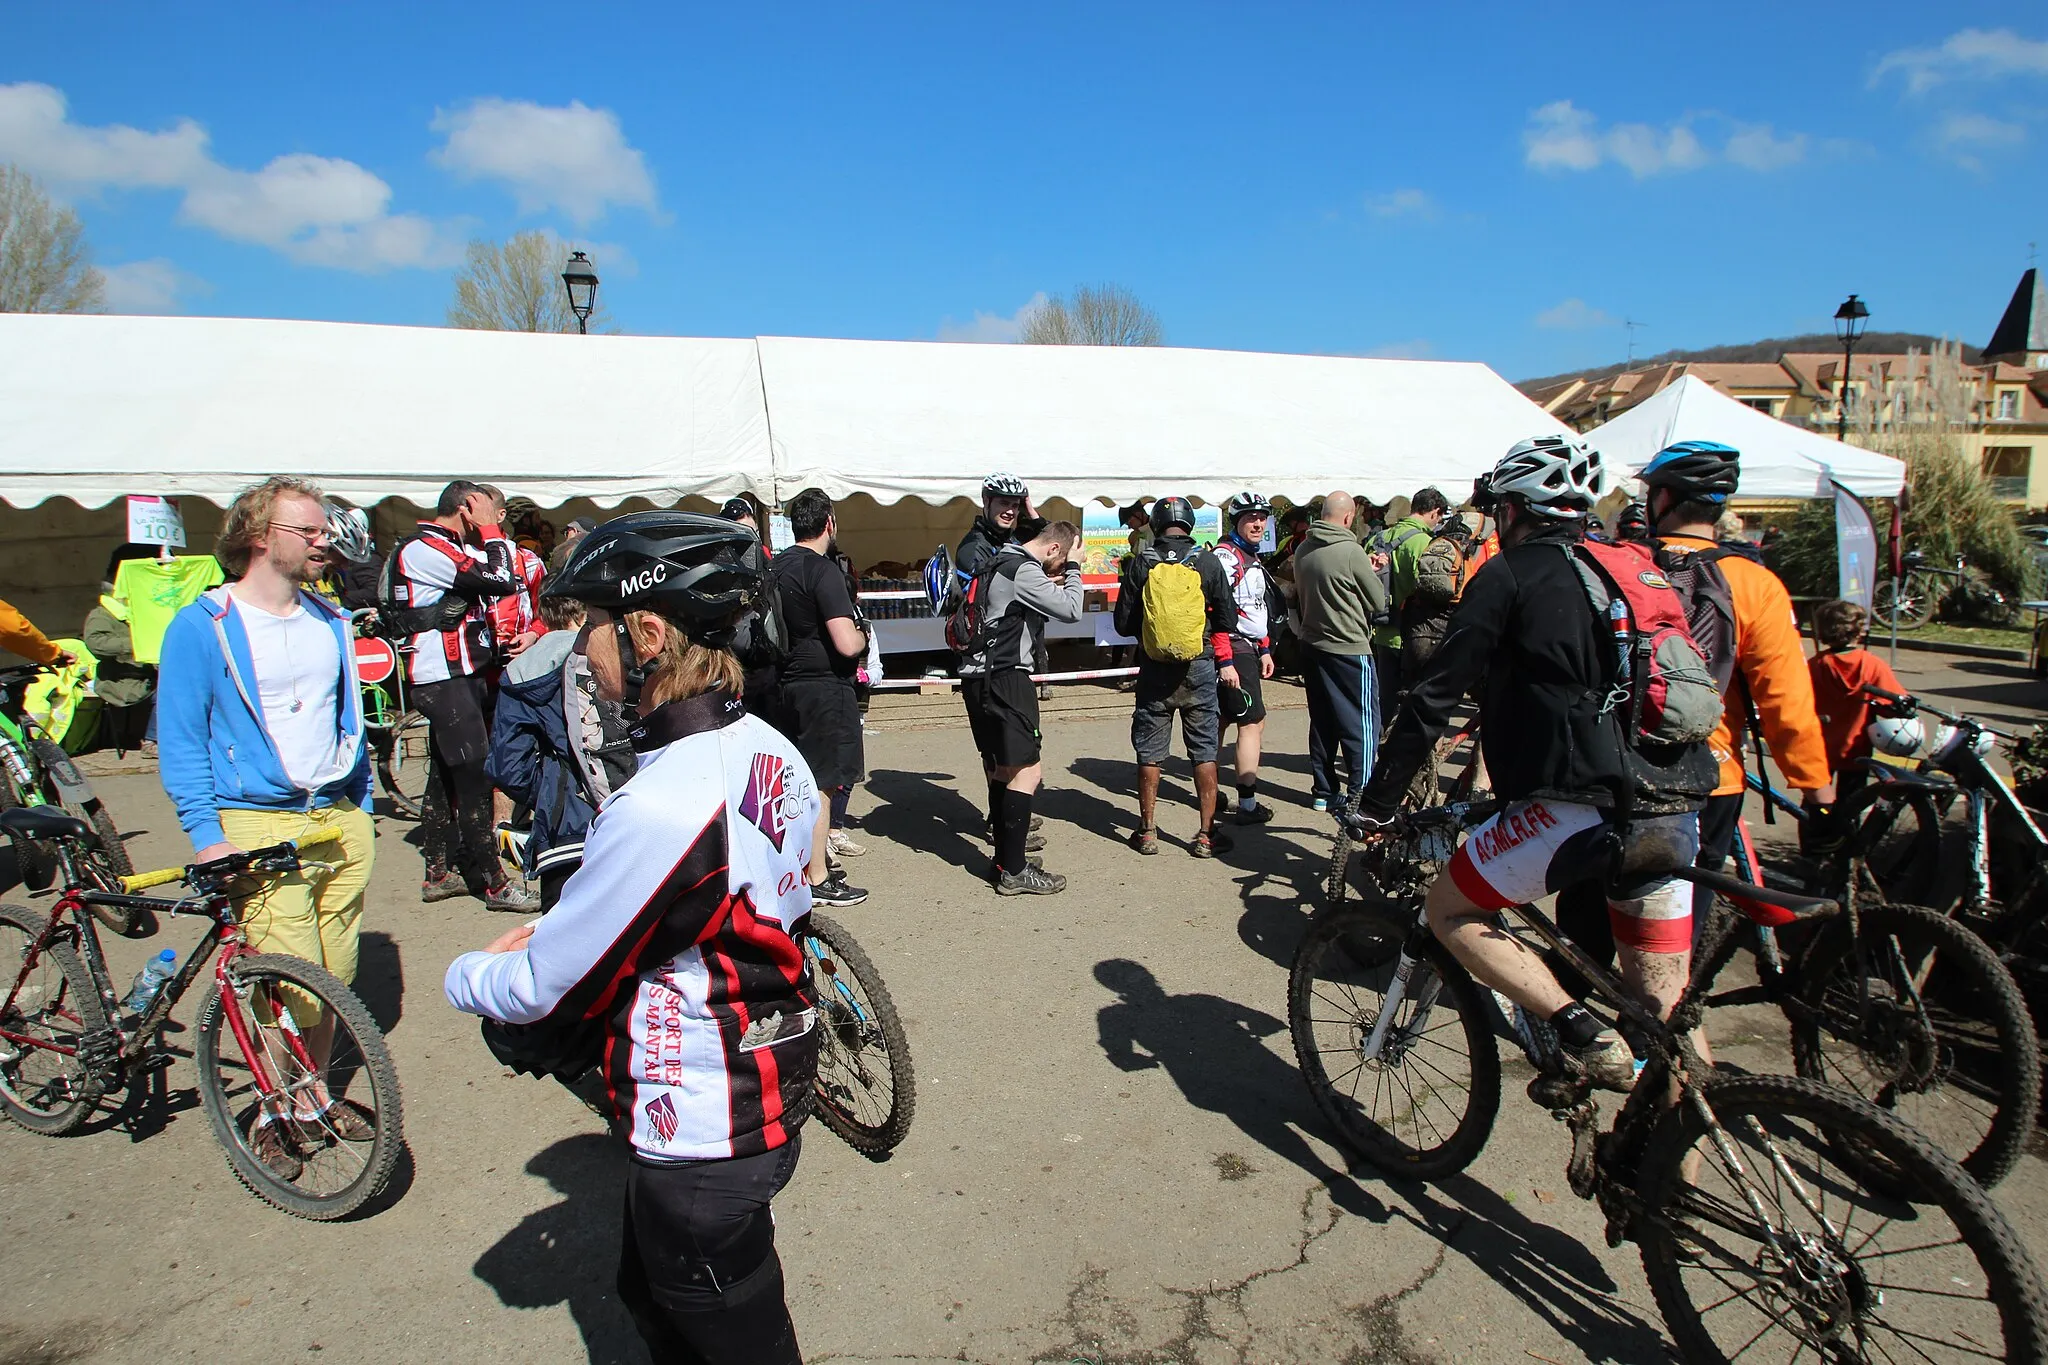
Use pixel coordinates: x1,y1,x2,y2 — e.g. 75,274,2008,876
1788,900,2039,1188
0,904,107,1133
1287,901,1501,1180
1858,790,1942,909
803,914,915,1157
193,953,404,1220
1637,1071,2048,1365
375,710,427,821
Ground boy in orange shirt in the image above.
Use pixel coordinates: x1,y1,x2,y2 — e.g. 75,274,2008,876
1808,598,1908,787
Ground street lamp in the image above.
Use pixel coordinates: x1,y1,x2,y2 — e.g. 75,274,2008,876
1833,293,1870,441
561,251,599,335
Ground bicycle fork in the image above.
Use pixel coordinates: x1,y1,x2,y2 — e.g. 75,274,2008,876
1358,947,1443,1064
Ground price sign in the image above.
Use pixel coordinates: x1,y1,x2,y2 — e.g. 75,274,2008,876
353,636,398,686
127,496,187,548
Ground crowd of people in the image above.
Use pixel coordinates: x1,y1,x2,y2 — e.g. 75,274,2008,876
0,430,1919,1362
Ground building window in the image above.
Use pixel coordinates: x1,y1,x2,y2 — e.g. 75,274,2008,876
1982,445,2032,501
1739,396,1776,415
1997,389,2020,420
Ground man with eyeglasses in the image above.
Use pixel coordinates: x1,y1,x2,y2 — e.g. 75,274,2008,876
388,479,536,911
157,476,377,1179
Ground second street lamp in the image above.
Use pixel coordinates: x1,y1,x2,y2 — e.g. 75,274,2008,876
561,251,599,335
1834,293,1870,441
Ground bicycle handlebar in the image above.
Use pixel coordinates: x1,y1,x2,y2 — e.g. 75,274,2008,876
117,826,347,895
1859,684,2010,740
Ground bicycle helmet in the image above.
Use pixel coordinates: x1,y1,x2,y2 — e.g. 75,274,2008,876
1225,492,1273,523
545,510,766,647
1868,713,1925,758
1616,500,1651,542
1488,435,1603,520
1469,473,1497,514
1638,440,1740,504
1150,496,1196,536
324,505,373,564
717,496,755,523
982,472,1029,499
1929,722,1997,765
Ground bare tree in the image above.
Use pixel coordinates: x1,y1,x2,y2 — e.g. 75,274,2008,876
1019,283,1163,346
0,164,105,314
447,229,611,333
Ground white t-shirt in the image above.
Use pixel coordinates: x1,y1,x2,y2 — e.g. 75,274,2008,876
231,594,351,791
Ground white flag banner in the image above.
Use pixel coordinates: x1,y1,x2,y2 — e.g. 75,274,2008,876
1833,481,1878,610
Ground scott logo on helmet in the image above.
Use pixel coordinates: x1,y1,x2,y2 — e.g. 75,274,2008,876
620,563,669,595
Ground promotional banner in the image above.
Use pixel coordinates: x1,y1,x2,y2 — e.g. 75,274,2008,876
126,495,186,547
1077,502,1225,578
1833,481,1879,610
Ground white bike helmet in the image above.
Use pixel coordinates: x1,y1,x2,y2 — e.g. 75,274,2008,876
324,505,373,564
982,472,1029,498
1867,713,1924,758
1488,435,1604,519
1930,723,1997,764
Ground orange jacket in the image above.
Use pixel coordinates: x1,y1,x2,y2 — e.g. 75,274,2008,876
1662,534,1830,797
0,598,62,665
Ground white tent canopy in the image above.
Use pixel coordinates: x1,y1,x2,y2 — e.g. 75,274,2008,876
1585,374,1905,500
756,336,1572,507
0,314,773,509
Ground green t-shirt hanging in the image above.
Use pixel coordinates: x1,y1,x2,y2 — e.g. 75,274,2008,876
113,556,225,664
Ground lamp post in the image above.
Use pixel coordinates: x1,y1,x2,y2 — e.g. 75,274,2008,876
561,251,599,335
1833,293,1869,441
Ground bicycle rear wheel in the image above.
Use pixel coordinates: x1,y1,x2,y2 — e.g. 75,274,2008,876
1288,901,1500,1179
375,709,428,821
802,914,914,1156
193,953,404,1219
1789,901,2039,1188
1859,790,1941,907
1638,1071,2048,1363
0,904,106,1134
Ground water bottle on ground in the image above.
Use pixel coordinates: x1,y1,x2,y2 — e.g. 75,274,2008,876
126,948,178,1015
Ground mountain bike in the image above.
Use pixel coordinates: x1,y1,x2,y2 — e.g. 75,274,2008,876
1714,769,2039,1188
350,610,427,820
801,912,914,1156
0,807,403,1220
0,664,135,897
1290,800,2048,1361
1874,550,2019,631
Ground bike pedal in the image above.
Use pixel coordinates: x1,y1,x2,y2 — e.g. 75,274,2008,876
1527,1072,1590,1109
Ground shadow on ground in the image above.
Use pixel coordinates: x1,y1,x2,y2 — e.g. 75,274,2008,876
474,1132,642,1365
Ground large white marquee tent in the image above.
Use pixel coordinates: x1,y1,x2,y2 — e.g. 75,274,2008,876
1585,374,1906,500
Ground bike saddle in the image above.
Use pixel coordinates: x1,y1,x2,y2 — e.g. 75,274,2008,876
1674,865,1836,929
0,807,92,842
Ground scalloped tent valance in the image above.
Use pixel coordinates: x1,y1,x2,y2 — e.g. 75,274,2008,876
0,315,1576,511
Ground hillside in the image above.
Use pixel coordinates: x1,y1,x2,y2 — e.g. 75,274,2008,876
1516,332,1982,393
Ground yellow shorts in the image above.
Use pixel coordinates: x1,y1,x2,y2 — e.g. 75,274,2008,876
218,803,374,1024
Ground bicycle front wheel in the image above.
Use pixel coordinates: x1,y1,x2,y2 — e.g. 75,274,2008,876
0,904,107,1134
193,953,404,1219
1858,789,1942,908
1638,1071,2048,1364
1288,902,1500,1180
1789,901,2040,1188
376,709,428,821
803,914,915,1156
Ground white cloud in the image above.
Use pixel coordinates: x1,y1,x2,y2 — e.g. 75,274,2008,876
1874,28,2048,95
431,98,656,226
1523,101,1806,177
938,292,1049,343
1934,111,2027,171
1535,298,1617,330
0,82,459,270
100,258,206,313
1367,188,1437,219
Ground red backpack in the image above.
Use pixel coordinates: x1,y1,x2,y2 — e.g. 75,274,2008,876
1566,541,1722,749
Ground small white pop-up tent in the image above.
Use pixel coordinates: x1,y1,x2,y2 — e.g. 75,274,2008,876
0,314,776,510
756,336,1575,507
1585,374,1904,499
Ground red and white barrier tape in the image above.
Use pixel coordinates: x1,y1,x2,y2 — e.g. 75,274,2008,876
870,665,1140,691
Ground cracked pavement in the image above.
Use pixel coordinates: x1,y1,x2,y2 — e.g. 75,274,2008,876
3,652,2045,1363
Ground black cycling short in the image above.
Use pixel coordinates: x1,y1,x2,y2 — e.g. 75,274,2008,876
411,673,492,767
1219,640,1267,728
964,668,1041,769
778,677,864,791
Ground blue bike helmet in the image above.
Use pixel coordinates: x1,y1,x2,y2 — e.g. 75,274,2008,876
1639,440,1740,504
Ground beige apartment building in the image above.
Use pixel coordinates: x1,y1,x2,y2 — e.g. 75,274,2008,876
1526,270,2048,507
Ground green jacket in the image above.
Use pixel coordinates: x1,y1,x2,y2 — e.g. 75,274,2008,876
1292,520,1387,655
81,586,155,708
1369,516,1435,651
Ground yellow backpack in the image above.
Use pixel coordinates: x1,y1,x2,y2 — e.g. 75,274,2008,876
1139,551,1207,663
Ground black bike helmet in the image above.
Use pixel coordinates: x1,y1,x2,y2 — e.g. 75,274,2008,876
1616,500,1651,541
1150,496,1196,536
1469,472,1497,514
1638,440,1740,504
546,511,766,645
717,496,755,523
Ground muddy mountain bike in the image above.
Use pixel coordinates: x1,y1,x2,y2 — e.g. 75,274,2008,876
1290,800,2048,1362
0,664,134,893
801,912,915,1156
0,808,403,1219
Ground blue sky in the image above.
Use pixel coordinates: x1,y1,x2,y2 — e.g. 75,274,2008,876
6,5,2044,379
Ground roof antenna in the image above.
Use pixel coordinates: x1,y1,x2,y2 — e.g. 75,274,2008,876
1624,318,1647,366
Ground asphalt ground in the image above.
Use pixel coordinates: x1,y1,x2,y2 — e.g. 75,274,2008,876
2,644,2045,1364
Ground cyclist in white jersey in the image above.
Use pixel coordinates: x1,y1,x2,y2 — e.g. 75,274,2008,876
445,511,822,1363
